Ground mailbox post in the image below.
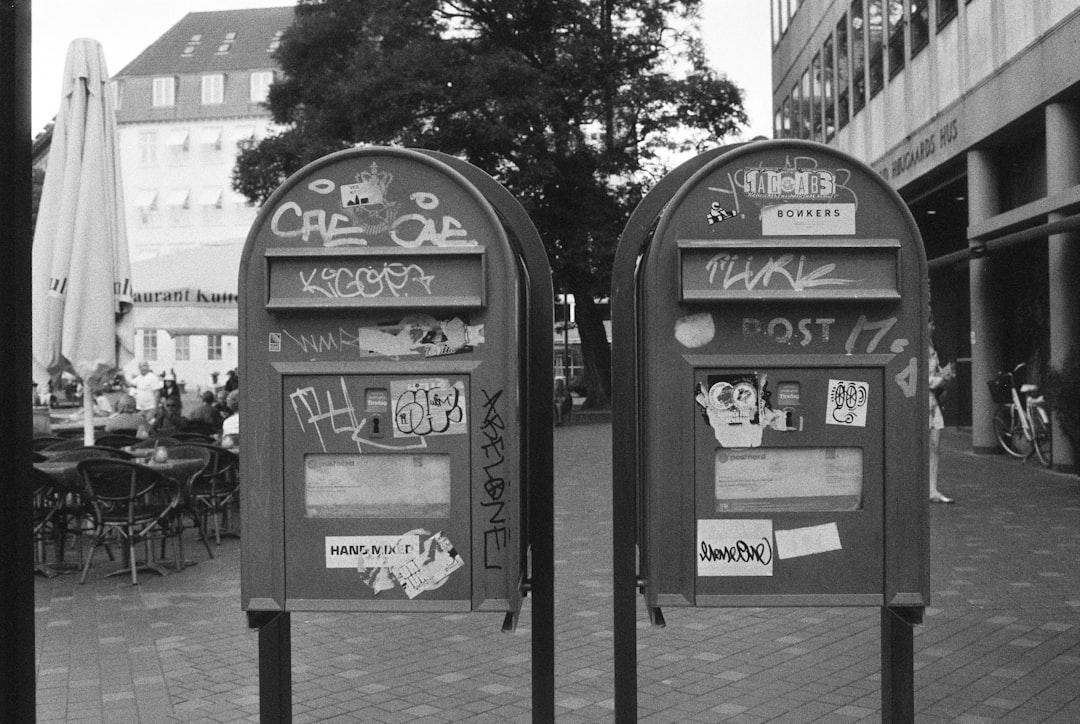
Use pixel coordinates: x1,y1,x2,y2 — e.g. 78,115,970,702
612,140,929,721
240,147,553,720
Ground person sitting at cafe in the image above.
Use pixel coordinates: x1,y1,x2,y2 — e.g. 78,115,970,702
187,391,223,429
105,394,150,437
221,390,240,441
149,396,188,434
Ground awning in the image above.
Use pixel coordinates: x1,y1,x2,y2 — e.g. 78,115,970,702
198,127,222,147
165,129,189,147
199,188,224,207
165,189,190,208
133,190,157,208
132,304,237,335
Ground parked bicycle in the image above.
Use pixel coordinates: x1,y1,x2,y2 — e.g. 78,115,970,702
987,362,1052,467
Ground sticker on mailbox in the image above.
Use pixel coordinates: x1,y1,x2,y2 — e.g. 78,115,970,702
826,379,869,427
391,378,467,437
698,519,774,576
325,535,420,569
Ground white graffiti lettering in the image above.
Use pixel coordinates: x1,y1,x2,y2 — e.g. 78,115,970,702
705,253,856,292
390,213,477,247
298,263,434,299
270,201,367,246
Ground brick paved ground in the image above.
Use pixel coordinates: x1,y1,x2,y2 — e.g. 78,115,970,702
35,423,1079,722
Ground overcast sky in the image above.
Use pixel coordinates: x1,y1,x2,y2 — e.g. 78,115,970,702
31,0,773,140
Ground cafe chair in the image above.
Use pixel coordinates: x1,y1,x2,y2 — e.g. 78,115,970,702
164,445,216,563
77,459,184,585
33,435,66,451
95,433,141,449
186,444,240,545
32,467,61,577
48,446,134,462
42,438,91,451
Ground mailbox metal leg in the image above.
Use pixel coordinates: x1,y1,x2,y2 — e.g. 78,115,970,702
881,606,920,723
249,611,291,724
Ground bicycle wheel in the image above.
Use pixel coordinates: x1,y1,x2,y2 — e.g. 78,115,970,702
1030,406,1052,467
993,406,1029,458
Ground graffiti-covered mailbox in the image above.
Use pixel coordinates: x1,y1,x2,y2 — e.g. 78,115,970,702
240,147,551,618
612,140,929,616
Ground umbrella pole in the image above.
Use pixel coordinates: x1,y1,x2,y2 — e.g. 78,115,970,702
83,387,95,447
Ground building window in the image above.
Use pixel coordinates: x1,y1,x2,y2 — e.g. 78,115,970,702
781,95,793,138
141,330,158,361
800,69,813,140
267,29,284,53
822,36,835,141
152,77,175,107
138,131,157,165
868,0,884,98
200,188,225,225
174,335,190,362
937,0,958,30
811,53,824,140
165,189,190,225
911,0,930,56
165,129,190,166
779,0,790,35
887,1,906,79
790,81,801,140
836,14,849,129
201,74,224,105
852,0,866,114
208,335,223,361
250,71,274,104
133,190,158,226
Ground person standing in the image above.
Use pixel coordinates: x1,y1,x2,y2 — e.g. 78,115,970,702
127,361,163,422
929,340,955,503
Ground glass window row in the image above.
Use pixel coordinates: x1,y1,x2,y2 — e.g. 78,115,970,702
774,0,958,141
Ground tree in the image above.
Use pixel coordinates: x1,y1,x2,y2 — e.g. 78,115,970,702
233,0,746,406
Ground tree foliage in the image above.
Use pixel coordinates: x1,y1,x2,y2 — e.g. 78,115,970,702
233,0,746,405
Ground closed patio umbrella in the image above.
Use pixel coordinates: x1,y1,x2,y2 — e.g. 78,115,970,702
32,38,133,445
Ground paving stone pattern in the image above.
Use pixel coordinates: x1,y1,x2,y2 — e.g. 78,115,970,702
35,425,1079,722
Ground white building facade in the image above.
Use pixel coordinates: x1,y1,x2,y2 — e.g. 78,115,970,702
111,7,294,392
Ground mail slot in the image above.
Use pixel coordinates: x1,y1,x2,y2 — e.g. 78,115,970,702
240,147,552,617
612,139,929,613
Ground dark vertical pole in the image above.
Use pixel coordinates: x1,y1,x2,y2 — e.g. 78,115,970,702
0,1,37,722
250,612,292,723
881,607,916,723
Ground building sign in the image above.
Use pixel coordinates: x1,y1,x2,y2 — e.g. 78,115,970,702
875,115,962,185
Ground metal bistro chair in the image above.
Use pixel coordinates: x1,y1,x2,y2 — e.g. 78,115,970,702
77,459,183,585
164,445,216,564
186,443,240,545
94,433,141,449
32,467,62,577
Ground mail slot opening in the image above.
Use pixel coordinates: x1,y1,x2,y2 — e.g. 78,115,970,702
304,453,452,518
713,447,863,513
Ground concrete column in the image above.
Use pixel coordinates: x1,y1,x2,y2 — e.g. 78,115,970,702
967,149,1004,454
1046,102,1080,473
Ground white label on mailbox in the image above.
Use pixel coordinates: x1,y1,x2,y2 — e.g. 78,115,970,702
826,379,869,427
774,523,842,560
325,535,420,569
697,519,774,576
761,203,856,235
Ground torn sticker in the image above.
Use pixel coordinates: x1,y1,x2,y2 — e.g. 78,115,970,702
774,523,842,560
675,313,715,348
696,373,791,448
389,531,465,599
826,379,869,427
697,519,774,576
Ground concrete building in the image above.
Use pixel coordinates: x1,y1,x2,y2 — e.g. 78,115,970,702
771,0,1080,471
110,6,294,391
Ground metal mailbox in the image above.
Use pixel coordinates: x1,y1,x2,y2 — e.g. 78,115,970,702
240,147,551,618
612,140,930,614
